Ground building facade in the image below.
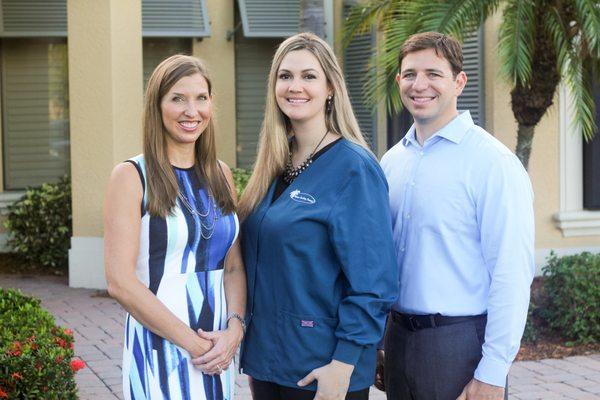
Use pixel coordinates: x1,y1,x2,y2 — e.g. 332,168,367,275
0,0,597,289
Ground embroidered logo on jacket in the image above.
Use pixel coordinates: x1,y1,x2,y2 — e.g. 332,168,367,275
290,190,316,204
301,320,315,328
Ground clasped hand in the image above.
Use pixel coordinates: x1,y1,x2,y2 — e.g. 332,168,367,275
297,359,354,400
190,325,244,375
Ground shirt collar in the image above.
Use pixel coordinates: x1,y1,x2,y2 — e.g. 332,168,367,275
401,110,474,147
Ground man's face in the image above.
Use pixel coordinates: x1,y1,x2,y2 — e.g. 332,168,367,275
398,48,466,128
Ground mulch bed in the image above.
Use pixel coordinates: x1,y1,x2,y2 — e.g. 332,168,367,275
0,253,66,276
0,254,597,361
517,339,600,361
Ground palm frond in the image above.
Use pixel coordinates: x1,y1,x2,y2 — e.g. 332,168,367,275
573,0,600,58
543,6,571,72
562,47,597,141
498,0,536,85
544,6,597,141
414,0,500,40
567,56,597,142
354,0,421,112
342,0,394,48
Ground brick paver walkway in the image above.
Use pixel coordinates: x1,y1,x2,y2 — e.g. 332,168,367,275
1,274,599,399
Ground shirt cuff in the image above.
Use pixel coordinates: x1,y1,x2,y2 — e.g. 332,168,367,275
474,355,510,387
332,339,363,366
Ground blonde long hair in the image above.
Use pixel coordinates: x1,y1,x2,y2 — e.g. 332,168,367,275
238,32,370,218
143,55,234,217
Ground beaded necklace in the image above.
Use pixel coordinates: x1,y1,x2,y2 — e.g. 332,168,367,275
283,130,329,184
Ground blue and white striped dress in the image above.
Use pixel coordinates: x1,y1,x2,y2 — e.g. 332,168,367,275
122,154,238,400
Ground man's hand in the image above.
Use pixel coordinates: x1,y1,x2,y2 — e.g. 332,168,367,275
297,359,354,400
457,378,504,400
374,349,385,391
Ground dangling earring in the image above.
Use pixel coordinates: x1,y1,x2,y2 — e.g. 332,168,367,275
326,95,333,114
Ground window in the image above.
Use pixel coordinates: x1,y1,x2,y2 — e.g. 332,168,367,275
143,38,192,88
1,38,69,190
553,84,600,237
583,76,600,209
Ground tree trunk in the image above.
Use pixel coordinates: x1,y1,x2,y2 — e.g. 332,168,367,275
516,124,535,170
510,12,560,170
300,0,325,39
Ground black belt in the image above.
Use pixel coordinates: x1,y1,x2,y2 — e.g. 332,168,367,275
391,310,487,332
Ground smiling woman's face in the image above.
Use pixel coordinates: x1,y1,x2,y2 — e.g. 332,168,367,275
275,49,330,127
160,73,212,146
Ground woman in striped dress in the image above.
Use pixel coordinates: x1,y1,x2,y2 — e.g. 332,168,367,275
104,55,246,400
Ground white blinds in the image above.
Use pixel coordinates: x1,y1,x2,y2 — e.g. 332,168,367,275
2,39,69,190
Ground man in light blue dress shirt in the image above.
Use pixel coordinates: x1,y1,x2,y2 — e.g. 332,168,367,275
378,32,535,400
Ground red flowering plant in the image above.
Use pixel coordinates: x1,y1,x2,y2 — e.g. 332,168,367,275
0,289,83,399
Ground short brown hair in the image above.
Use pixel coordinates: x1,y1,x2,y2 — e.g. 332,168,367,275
398,32,463,77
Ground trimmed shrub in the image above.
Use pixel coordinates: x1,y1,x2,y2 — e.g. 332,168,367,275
0,288,84,398
542,252,600,344
4,177,72,270
521,277,551,343
232,168,251,196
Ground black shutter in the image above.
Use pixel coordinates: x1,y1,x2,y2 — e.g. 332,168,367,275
343,4,377,151
583,77,600,209
458,29,485,126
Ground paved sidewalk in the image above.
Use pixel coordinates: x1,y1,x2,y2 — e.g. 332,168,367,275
1,274,599,400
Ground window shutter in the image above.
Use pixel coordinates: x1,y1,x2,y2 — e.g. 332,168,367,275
343,5,376,151
583,77,600,209
2,39,70,190
0,0,67,37
235,36,280,168
237,0,299,38
0,0,211,38
458,29,485,127
142,38,192,87
142,0,210,37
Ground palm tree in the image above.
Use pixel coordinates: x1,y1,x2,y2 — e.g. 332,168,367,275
344,0,600,169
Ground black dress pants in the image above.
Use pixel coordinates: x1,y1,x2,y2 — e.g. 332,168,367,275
383,313,507,400
249,377,370,400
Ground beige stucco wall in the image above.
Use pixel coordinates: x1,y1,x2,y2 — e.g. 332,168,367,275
68,0,143,238
484,14,600,252
194,0,237,167
68,0,143,287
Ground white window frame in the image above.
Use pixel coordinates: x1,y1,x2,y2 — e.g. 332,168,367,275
553,85,600,236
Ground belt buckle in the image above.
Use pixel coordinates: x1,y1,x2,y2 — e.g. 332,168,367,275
407,315,420,331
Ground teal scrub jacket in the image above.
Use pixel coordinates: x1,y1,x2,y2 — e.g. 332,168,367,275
241,139,399,391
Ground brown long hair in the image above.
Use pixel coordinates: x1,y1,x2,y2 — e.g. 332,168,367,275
143,55,234,217
238,32,370,219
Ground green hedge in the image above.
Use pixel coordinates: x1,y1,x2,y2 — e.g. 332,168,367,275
4,177,72,270
232,168,251,196
523,252,600,345
542,252,600,343
0,289,84,398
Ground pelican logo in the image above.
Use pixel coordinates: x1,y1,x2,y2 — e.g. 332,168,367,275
290,190,316,205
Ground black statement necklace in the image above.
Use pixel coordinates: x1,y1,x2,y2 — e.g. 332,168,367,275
283,130,329,184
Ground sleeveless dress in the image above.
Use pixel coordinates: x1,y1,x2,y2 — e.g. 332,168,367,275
122,154,238,400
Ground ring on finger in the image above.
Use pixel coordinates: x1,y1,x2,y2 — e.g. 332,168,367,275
217,364,223,374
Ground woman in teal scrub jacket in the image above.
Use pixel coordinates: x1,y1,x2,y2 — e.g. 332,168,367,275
237,32,398,400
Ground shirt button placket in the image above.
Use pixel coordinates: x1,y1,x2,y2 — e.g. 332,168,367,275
400,147,422,257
